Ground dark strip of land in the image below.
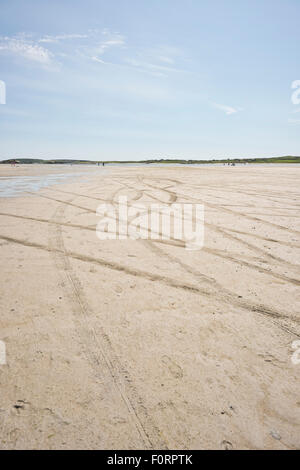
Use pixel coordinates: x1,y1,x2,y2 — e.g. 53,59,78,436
1,155,300,165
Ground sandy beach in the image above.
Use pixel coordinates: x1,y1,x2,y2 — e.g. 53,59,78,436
0,164,299,450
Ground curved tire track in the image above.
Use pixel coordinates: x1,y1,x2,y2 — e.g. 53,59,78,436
47,197,168,450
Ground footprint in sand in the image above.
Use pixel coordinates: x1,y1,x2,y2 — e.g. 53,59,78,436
162,355,184,379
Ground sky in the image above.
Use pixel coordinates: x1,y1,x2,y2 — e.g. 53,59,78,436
0,0,299,161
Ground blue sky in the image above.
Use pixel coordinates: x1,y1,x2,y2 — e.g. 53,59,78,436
0,0,299,160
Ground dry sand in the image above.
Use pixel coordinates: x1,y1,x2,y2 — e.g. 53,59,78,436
0,164,299,450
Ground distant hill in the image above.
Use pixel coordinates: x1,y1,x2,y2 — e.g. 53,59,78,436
0,158,94,164
1,156,300,165
139,156,300,164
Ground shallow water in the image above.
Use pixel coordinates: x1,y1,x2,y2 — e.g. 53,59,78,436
0,172,89,198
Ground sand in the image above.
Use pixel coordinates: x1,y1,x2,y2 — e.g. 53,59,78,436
0,164,299,450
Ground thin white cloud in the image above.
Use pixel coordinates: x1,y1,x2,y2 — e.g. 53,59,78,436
88,39,185,79
157,56,175,64
102,39,125,47
124,58,181,74
38,33,89,43
121,45,185,77
0,36,53,64
213,102,242,115
73,30,126,66
0,29,125,66
91,33,126,60
91,56,107,64
288,118,300,124
0,29,182,80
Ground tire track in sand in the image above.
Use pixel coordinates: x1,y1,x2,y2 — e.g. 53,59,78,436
0,231,299,336
47,196,168,450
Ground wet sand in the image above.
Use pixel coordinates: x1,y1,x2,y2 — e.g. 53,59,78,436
0,164,299,449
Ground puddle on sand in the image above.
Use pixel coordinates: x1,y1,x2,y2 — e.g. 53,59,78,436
0,173,90,198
